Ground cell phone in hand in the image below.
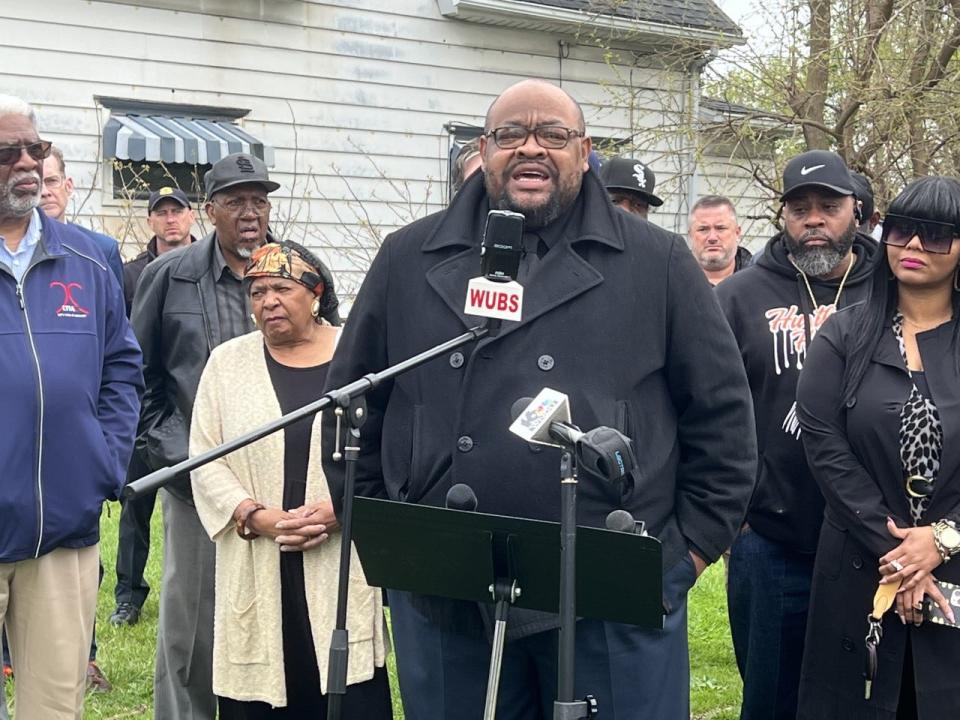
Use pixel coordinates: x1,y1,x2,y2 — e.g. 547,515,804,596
923,579,960,628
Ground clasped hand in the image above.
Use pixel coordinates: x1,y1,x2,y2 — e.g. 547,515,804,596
248,501,340,552
878,517,955,625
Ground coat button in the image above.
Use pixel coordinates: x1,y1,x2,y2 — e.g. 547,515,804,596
449,352,464,369
537,354,555,371
845,397,857,408
841,637,855,652
457,435,474,453
852,555,864,570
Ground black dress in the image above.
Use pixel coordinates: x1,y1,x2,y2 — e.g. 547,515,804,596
218,350,392,720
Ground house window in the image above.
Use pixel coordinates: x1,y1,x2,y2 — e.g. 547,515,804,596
98,97,274,203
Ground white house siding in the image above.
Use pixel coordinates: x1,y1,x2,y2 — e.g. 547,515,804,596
1,0,721,297
696,154,778,252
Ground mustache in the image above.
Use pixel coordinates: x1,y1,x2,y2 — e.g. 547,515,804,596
8,171,41,186
503,160,557,180
798,230,834,244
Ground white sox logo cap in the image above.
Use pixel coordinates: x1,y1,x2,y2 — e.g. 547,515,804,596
780,150,855,201
599,157,664,206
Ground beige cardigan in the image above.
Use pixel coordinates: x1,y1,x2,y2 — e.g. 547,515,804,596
190,330,386,707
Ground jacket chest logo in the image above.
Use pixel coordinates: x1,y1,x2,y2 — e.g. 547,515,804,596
50,280,90,318
764,303,837,375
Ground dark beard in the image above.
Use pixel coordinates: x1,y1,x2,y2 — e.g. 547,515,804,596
492,190,563,229
784,218,857,277
485,165,581,230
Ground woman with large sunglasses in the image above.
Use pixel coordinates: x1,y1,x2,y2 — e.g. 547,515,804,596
795,176,960,719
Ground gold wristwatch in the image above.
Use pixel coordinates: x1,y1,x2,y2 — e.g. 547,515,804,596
933,519,960,562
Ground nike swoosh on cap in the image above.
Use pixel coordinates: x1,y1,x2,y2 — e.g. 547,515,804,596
800,164,826,175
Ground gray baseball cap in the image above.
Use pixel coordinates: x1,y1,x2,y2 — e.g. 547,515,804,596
204,152,280,198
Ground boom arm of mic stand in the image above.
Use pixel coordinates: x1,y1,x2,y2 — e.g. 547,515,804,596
123,323,490,500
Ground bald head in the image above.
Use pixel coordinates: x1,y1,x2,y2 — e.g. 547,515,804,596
479,78,592,229
484,80,585,133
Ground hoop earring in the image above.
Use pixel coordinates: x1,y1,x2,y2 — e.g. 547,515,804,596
250,312,259,329
311,296,321,319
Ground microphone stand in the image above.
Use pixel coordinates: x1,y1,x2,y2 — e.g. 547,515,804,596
554,447,596,720
123,322,492,720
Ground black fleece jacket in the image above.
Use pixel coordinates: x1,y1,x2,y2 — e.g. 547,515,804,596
715,232,878,552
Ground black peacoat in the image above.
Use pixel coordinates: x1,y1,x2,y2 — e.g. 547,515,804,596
797,304,960,719
322,170,758,573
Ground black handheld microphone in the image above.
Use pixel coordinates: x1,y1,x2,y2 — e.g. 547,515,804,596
605,509,646,536
480,210,524,282
445,483,478,512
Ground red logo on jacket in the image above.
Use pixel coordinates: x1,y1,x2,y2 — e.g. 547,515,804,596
50,281,90,318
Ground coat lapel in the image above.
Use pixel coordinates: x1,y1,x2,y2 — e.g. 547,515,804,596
422,172,621,342
918,325,960,514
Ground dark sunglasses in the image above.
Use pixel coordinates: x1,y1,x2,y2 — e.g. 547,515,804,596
0,140,53,166
881,213,959,254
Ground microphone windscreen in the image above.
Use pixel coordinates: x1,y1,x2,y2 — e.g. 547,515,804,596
445,483,478,512
605,509,637,534
510,397,535,423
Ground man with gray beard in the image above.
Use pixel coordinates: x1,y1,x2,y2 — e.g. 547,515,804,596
715,150,878,720
130,152,278,720
0,95,141,720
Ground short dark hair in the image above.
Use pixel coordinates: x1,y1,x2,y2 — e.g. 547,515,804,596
690,195,737,223
841,175,960,404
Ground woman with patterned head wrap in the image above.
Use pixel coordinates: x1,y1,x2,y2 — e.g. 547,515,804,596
190,241,392,718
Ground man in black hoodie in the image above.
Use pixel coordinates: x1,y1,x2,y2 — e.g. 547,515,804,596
715,150,878,720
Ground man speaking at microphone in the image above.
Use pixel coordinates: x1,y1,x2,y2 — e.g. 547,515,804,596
322,79,756,719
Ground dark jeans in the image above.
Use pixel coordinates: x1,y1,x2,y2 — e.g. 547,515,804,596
114,452,156,608
727,527,814,720
389,554,696,720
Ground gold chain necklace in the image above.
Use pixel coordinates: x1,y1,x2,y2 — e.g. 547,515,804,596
901,314,952,332
788,252,855,311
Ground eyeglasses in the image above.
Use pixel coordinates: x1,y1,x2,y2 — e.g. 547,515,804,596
881,213,959,254
0,141,52,166
485,126,584,150
213,196,270,215
43,175,64,189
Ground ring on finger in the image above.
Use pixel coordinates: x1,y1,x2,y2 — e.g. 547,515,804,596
890,559,904,572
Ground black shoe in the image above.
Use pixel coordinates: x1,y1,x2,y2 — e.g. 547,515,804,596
109,602,141,627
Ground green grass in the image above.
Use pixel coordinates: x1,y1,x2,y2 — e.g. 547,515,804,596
4,508,742,719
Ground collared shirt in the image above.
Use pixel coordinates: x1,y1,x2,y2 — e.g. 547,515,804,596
212,238,254,341
0,209,42,283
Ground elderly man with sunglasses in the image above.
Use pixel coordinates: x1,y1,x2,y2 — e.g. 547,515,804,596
0,96,142,719
130,153,279,720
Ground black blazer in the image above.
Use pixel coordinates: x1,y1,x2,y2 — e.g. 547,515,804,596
796,304,960,719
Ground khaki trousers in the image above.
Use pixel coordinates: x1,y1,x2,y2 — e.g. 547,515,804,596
0,545,98,720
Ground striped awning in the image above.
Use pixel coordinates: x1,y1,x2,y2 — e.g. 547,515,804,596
103,113,274,166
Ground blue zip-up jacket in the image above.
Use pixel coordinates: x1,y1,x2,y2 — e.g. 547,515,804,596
0,214,143,562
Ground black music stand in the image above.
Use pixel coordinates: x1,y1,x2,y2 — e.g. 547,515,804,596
351,497,663,719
